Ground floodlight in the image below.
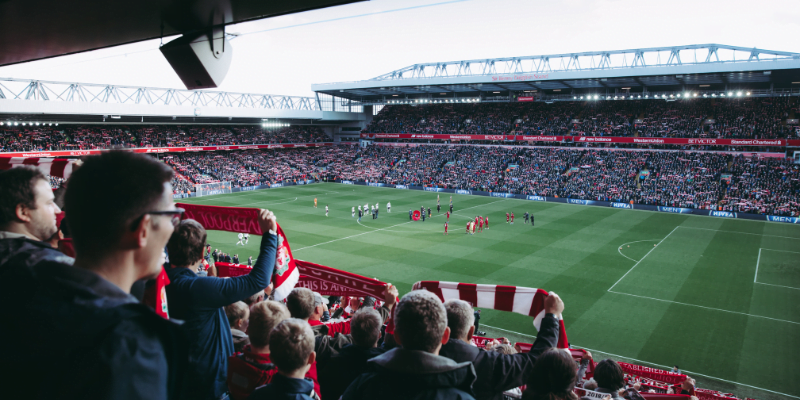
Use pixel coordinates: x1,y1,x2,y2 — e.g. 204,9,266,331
728,92,733,96
746,92,751,95
593,95,598,99
694,93,698,97
736,91,742,97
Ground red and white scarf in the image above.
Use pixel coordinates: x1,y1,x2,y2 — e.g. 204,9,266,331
412,281,568,348
0,157,77,179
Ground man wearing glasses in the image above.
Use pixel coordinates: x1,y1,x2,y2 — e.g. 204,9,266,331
0,151,189,400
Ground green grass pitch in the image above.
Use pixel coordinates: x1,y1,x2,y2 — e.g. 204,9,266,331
178,183,800,399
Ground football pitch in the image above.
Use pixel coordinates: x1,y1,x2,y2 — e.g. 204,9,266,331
179,183,800,399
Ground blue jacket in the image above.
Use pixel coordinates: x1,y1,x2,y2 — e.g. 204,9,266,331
166,232,277,400
247,373,319,400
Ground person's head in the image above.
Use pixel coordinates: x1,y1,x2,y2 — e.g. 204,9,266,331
244,290,265,307
269,318,316,376
248,300,290,351
492,344,517,355
0,167,61,241
166,220,207,268
309,292,328,320
286,287,315,320
672,365,679,371
393,289,449,353
522,348,579,400
350,308,382,348
444,299,475,341
225,301,250,331
65,151,175,279
593,359,625,391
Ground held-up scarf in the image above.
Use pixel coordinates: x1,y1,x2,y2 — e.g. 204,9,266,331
412,281,568,348
0,157,77,179
177,203,299,300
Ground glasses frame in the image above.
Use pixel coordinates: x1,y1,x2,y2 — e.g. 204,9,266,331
131,208,185,230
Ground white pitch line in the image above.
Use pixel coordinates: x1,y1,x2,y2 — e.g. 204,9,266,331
754,282,800,291
678,226,800,241
755,248,762,283
293,199,508,252
480,324,800,400
607,290,800,325
607,226,679,292
617,239,660,262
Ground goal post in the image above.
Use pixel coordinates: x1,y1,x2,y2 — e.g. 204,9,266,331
194,182,232,197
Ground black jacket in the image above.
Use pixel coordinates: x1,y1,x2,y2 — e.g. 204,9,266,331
247,373,320,400
438,313,560,400
0,261,188,400
342,347,477,400
0,232,74,274
318,344,385,400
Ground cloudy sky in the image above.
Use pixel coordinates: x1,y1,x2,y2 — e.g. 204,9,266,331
1,0,797,97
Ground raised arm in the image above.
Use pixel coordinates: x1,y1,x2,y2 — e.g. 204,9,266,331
190,210,278,307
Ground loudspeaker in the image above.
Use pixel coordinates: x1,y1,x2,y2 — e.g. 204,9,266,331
160,31,232,90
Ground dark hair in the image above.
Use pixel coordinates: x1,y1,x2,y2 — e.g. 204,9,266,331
286,288,315,319
65,151,173,254
350,308,382,347
394,290,447,353
0,167,48,228
166,220,207,267
594,359,625,391
522,349,579,400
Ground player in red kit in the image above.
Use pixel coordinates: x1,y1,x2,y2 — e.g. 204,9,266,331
444,221,448,235
506,212,510,223
478,217,483,232
446,211,450,221
485,216,489,229
510,212,515,224
466,221,470,234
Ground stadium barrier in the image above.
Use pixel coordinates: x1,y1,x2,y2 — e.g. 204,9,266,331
172,179,317,199
334,180,799,224
361,133,800,147
0,142,337,158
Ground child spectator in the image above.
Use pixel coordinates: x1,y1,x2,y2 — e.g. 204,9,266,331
248,319,321,400
226,301,250,353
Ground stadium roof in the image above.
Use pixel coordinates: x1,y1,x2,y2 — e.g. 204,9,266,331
0,0,364,67
312,44,800,102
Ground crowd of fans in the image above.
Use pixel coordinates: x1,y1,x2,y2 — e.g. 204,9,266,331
0,125,330,152
161,145,798,215
365,98,799,139
0,150,764,400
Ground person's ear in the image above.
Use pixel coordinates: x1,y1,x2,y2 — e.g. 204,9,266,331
307,351,316,366
393,330,403,346
466,325,475,341
441,326,451,344
130,214,151,249
15,203,32,223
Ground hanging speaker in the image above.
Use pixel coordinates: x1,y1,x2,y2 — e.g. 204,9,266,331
160,30,232,90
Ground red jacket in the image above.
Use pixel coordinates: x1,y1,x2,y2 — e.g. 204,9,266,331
227,345,321,400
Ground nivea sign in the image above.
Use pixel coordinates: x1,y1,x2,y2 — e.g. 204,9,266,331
240,186,257,192
527,195,546,202
368,183,385,187
767,216,800,224
341,180,354,185
709,211,736,218
611,202,632,209
490,192,514,198
424,187,444,192
456,189,473,195
395,185,409,189
658,206,692,214
270,183,283,188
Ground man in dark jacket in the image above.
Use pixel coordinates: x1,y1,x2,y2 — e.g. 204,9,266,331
342,289,477,400
0,167,71,272
0,151,189,400
438,294,563,400
166,213,277,400
319,308,386,400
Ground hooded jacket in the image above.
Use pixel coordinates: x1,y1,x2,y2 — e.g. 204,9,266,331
0,231,74,273
318,344,386,400
0,260,188,400
342,347,477,400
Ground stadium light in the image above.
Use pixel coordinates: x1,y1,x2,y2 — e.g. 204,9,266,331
736,91,742,97
55,123,58,126
711,93,716,97
593,95,598,100
746,92,751,95
728,92,733,96
694,93,698,97
677,94,681,98
14,122,19,126
580,96,583,99
637,95,641,99
0,122,3,126
35,122,40,126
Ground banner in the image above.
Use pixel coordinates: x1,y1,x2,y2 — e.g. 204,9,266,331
574,389,690,400
295,260,387,298
0,157,77,178
618,362,687,385
358,134,788,147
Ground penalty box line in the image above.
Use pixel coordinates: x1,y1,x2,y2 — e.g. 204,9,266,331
607,226,680,292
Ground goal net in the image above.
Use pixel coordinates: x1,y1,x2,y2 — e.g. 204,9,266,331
195,182,232,197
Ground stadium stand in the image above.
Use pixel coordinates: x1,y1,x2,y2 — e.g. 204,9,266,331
364,98,798,140
0,125,329,152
